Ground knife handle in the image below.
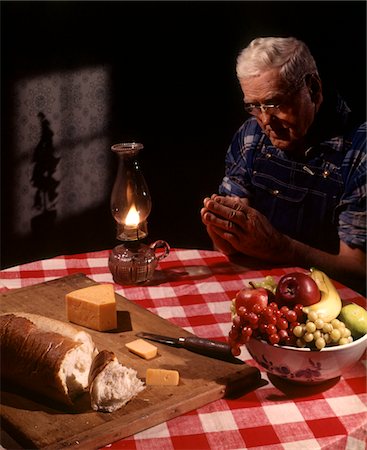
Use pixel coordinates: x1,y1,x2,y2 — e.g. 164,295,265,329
179,336,238,362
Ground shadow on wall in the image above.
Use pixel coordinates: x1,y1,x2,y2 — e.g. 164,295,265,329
31,112,60,238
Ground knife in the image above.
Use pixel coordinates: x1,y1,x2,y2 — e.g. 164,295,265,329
136,332,243,364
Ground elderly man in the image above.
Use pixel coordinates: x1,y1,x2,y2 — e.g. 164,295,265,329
201,37,366,293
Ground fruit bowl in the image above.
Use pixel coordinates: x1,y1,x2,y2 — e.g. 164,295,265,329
246,332,367,384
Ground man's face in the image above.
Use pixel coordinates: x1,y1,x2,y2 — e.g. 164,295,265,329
240,68,317,152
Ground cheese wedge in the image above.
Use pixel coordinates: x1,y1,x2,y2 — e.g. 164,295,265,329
66,284,117,331
125,339,157,359
146,368,180,386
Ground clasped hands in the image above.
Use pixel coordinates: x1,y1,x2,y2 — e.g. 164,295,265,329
200,194,291,262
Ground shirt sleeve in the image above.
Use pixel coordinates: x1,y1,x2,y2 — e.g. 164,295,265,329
218,118,260,198
338,122,367,250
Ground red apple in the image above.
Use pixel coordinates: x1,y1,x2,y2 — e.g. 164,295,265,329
276,272,320,307
235,287,269,313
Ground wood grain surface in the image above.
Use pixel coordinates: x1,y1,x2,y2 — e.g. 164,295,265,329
0,273,261,449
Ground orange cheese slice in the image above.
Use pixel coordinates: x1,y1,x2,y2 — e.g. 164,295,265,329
146,368,180,386
125,339,158,359
66,284,117,331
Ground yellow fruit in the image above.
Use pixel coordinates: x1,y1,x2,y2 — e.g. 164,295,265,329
302,268,342,323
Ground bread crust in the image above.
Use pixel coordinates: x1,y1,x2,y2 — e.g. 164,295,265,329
88,350,115,386
0,313,94,406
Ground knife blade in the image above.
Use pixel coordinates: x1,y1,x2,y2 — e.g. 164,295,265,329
136,332,243,364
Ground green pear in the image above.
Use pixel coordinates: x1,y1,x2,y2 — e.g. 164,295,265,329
339,303,367,339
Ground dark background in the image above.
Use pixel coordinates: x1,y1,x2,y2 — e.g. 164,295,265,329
1,1,366,268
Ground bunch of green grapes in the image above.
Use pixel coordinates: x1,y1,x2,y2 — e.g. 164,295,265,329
293,311,353,349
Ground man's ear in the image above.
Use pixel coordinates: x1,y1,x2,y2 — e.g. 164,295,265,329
306,73,322,102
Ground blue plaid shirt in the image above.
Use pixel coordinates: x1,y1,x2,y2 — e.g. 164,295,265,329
219,96,366,252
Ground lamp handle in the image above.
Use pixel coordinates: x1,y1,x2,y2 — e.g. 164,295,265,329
150,240,170,261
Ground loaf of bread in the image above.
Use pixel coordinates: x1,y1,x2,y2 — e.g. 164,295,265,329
89,350,145,412
0,312,98,406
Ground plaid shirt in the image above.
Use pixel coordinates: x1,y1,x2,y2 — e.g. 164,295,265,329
219,96,366,251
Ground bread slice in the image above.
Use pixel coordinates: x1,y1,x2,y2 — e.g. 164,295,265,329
0,312,98,405
89,350,145,412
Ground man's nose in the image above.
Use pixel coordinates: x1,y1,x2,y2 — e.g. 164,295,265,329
258,109,273,125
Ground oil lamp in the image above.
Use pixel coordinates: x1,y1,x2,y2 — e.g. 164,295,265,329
108,142,170,285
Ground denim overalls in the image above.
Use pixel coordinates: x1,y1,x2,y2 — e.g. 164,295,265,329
251,135,348,254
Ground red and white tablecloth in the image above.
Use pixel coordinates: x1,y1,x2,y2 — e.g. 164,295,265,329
1,248,366,450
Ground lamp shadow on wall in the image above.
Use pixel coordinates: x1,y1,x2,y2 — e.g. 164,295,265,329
30,112,60,239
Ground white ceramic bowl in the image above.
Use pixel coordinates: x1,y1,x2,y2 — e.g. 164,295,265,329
246,332,367,384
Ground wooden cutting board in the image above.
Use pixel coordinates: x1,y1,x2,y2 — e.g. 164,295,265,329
0,273,261,449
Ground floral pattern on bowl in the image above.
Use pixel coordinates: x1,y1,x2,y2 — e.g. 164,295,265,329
250,352,323,382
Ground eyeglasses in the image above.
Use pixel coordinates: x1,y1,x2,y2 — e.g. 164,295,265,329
244,103,281,116
244,74,311,117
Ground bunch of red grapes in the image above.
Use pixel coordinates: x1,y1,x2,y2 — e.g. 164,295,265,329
229,301,306,356
228,272,322,356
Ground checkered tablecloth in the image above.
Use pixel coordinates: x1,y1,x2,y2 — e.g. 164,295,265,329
1,248,366,450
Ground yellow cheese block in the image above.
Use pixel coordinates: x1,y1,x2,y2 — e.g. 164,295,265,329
146,368,180,386
66,284,117,331
125,339,157,359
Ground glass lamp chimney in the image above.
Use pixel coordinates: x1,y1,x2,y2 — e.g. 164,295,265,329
110,142,152,241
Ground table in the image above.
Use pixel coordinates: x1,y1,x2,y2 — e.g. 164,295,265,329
1,248,366,450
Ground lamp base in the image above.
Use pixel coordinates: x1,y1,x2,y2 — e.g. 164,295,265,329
108,240,170,285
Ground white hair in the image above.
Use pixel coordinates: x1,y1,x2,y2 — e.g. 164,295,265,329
236,37,319,88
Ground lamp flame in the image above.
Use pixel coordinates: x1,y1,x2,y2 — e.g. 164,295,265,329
125,205,140,227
